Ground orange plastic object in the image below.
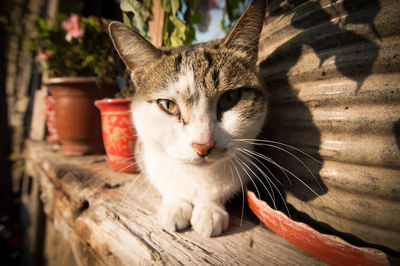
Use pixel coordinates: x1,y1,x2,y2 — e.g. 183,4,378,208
247,190,390,266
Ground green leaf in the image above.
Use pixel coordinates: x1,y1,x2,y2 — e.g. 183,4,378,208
37,18,49,31
170,35,183,47
122,12,133,28
171,0,180,17
120,0,152,41
161,0,171,13
163,15,171,47
190,11,202,24
120,0,143,13
169,16,186,47
171,16,185,39
184,24,195,44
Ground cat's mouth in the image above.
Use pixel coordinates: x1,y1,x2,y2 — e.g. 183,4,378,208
183,148,228,166
186,156,214,166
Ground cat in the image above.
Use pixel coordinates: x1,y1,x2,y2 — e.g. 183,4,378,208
108,0,266,237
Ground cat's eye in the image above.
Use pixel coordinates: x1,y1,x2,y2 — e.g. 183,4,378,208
218,89,241,113
157,99,180,115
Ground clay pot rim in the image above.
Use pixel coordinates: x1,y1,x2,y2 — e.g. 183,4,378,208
95,98,132,106
43,77,116,86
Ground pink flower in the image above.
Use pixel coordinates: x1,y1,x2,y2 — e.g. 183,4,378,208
208,0,223,9
61,14,85,42
36,48,51,62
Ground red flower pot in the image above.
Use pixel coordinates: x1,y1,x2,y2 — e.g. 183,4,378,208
44,96,60,143
95,99,139,173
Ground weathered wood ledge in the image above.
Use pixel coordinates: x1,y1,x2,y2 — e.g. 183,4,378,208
24,140,323,265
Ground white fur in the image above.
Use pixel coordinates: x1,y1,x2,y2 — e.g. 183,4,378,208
131,68,265,236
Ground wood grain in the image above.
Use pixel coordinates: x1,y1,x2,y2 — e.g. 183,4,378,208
25,140,324,265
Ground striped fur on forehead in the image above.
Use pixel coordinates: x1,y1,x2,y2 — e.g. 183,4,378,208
133,41,263,105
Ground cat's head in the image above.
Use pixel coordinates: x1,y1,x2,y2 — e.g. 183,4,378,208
109,0,266,166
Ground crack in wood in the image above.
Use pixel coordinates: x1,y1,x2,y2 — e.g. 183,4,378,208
91,158,106,164
103,183,121,190
114,212,166,264
202,257,214,265
189,240,213,256
74,200,89,218
160,230,196,252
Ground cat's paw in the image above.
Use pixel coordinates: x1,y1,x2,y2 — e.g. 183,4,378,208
191,202,229,237
158,200,193,232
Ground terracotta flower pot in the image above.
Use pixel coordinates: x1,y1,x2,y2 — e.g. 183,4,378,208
44,96,60,143
95,99,139,173
257,0,400,253
45,77,119,155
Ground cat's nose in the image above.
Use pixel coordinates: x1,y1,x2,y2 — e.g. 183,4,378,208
192,141,215,157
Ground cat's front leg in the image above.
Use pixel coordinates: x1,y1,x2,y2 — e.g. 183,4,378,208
191,202,229,237
158,199,193,232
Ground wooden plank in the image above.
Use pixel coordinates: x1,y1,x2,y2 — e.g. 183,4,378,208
20,173,46,266
29,87,47,141
28,0,59,141
25,140,324,265
43,217,77,266
29,0,59,142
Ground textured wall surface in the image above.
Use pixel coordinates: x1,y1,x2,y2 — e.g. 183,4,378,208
258,0,400,252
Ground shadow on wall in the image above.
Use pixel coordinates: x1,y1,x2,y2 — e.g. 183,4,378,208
394,119,400,152
256,0,381,204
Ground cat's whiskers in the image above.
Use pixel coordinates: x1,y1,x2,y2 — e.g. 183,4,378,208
137,179,154,206
235,154,277,210
234,144,282,185
236,139,324,194
121,170,145,206
237,147,292,186
123,169,148,203
82,156,135,187
228,158,246,228
235,148,291,218
236,150,274,197
237,147,321,198
236,149,295,232
236,138,322,164
237,141,349,227
92,160,139,194
233,157,261,203
233,156,267,227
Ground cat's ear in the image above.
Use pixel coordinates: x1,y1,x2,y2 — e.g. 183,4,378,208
108,21,162,75
221,0,266,62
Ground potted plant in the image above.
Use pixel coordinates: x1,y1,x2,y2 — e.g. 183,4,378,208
32,14,124,155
